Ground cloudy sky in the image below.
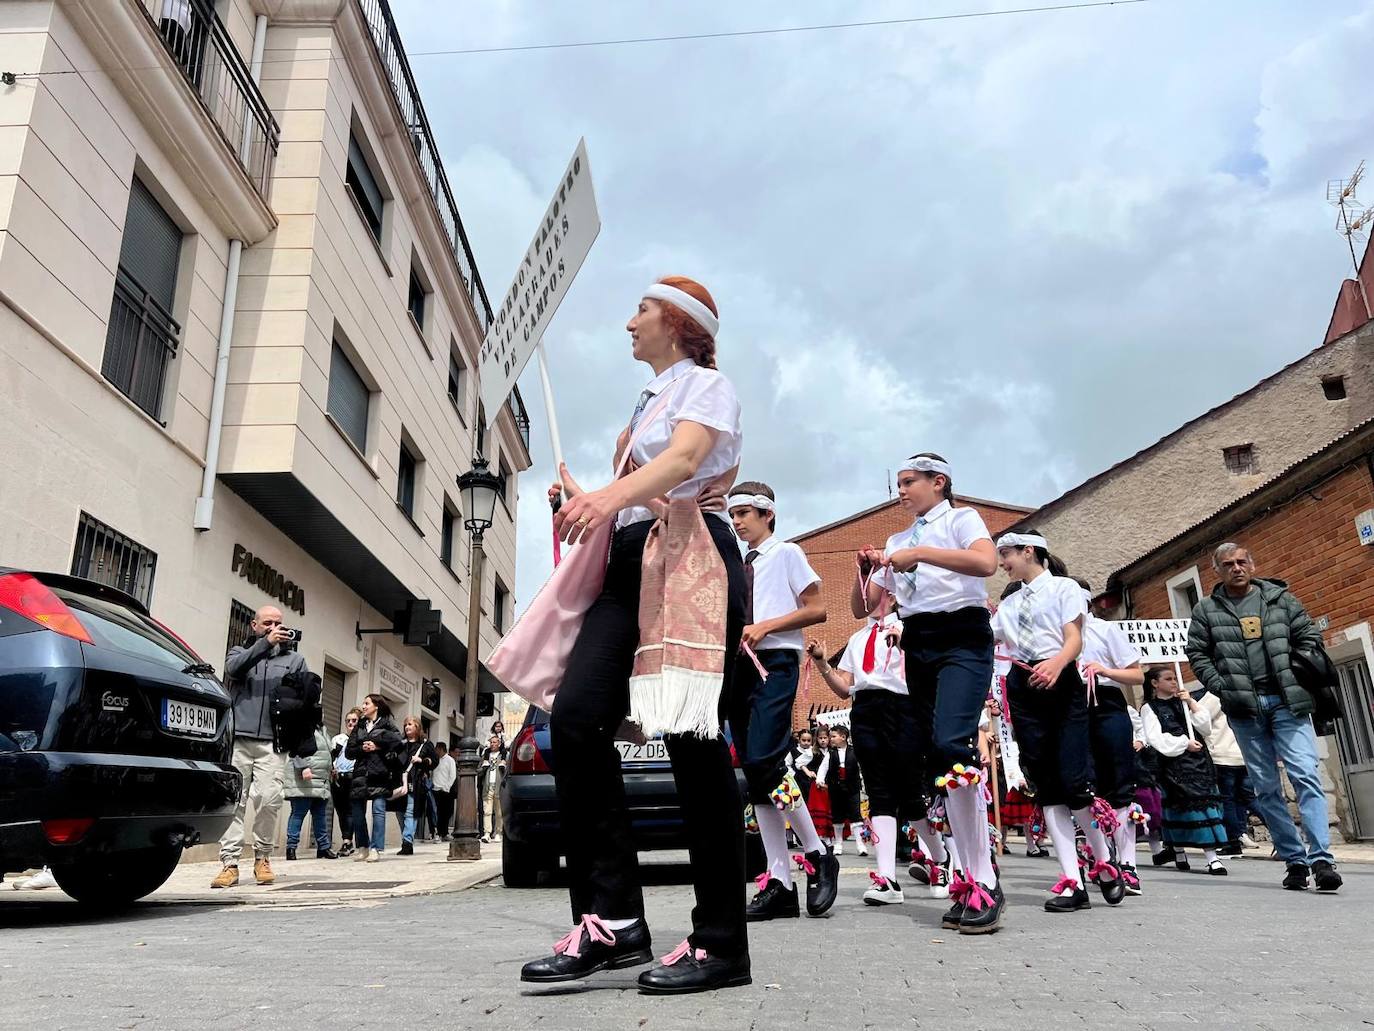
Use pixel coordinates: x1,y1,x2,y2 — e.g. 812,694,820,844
392,0,1374,609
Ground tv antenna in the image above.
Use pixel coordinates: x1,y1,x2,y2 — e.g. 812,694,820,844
1327,161,1374,320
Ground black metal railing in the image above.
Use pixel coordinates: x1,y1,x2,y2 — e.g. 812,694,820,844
102,268,181,422
354,0,494,334
151,0,280,199
508,386,531,451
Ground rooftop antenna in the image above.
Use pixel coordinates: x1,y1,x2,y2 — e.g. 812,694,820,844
1327,161,1374,320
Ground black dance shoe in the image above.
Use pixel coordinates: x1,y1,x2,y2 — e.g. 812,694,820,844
804,847,839,916
519,918,653,983
637,944,752,994
940,896,967,930
1044,888,1092,913
745,877,800,921
1151,845,1176,867
958,883,1004,935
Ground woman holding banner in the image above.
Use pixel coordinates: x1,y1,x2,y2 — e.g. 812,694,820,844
517,277,753,995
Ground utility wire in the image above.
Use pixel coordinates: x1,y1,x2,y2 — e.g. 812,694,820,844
3,0,1148,78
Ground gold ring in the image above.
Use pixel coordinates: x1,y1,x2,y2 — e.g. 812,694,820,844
576,516,590,526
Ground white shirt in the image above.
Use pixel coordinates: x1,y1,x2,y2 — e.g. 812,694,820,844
990,570,1087,661
746,535,821,651
431,753,457,792
837,613,907,694
1079,614,1143,687
873,500,991,616
617,359,742,527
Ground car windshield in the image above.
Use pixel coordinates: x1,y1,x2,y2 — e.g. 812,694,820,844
51,586,202,670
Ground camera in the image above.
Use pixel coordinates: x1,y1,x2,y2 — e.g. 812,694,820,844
278,627,303,646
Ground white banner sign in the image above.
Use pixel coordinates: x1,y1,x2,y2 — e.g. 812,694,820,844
814,707,851,728
1114,618,1191,662
479,138,600,425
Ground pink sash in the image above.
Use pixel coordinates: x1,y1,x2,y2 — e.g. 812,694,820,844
485,389,679,712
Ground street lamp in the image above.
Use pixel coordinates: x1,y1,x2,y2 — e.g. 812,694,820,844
449,455,502,862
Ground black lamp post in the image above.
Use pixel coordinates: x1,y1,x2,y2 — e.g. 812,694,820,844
448,455,502,862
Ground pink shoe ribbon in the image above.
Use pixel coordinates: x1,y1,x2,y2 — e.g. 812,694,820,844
754,872,772,893
792,853,816,876
1089,859,1120,883
964,883,995,912
948,873,973,904
869,871,888,889
553,914,616,959
1050,876,1080,895
662,938,708,966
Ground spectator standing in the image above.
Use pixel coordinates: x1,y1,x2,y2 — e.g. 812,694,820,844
330,707,362,857
1184,543,1342,893
479,734,507,844
346,693,403,863
397,716,437,856
432,742,457,840
284,726,337,860
214,605,317,889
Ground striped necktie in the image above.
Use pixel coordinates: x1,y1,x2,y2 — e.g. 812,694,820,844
630,388,654,430
1018,583,1036,658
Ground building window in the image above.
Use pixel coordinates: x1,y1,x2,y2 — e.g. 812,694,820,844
407,263,428,335
447,341,466,418
345,132,384,242
1166,566,1204,619
327,341,370,452
1222,443,1256,475
498,457,513,509
397,441,418,518
103,179,183,421
1322,375,1347,401
225,599,255,658
322,664,347,737
493,579,509,635
440,501,458,569
71,512,158,606
475,402,486,459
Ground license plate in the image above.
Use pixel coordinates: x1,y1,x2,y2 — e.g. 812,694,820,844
162,698,217,736
616,739,668,763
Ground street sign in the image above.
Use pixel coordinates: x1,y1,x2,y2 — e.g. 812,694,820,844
1114,618,1191,662
478,138,600,425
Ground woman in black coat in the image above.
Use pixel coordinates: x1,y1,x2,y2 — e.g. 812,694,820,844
396,716,438,855
345,693,403,862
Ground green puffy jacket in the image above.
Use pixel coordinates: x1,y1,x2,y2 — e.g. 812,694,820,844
1184,578,1324,721
282,727,332,800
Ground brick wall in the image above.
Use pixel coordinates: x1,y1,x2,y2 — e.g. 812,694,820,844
788,495,1029,728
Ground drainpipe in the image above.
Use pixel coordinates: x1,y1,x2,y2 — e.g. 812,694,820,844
195,14,268,531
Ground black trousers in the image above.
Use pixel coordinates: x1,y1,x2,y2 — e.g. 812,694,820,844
550,517,749,959
331,777,353,844
435,788,455,836
1007,662,1095,809
850,690,928,821
729,649,801,804
901,607,995,788
1089,687,1137,808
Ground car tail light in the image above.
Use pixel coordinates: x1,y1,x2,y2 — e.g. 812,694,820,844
42,817,96,845
509,725,549,774
0,573,93,644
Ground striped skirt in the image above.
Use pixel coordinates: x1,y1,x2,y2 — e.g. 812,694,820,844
1161,801,1228,849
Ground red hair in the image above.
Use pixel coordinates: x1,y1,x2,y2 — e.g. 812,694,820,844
654,275,718,369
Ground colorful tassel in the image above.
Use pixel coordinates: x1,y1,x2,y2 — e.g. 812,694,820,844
1089,796,1120,835
743,804,759,835
1128,802,1151,832
769,770,804,812
934,762,982,791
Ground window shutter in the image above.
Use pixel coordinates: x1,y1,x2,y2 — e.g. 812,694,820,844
327,342,370,451
119,180,181,310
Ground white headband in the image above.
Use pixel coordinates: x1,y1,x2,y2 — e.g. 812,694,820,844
643,283,719,338
997,532,1049,551
897,456,952,478
727,493,775,512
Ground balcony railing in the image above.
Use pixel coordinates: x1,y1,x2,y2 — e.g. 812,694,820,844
150,0,280,199
102,268,181,422
508,386,531,452
354,0,494,335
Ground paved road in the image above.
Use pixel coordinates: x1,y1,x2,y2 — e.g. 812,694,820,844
1,852,1369,1030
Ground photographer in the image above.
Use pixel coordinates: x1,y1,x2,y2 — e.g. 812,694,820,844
212,605,317,889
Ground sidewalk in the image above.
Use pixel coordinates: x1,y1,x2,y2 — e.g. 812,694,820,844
6,840,501,909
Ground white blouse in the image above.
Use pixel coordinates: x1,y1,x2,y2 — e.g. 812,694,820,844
747,535,822,651
1140,701,1213,758
991,570,1087,661
873,501,992,616
617,359,743,527
837,614,907,695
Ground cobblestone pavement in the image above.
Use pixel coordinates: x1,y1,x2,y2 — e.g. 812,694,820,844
1,850,1368,1030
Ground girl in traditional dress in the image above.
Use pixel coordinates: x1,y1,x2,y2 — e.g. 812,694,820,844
1140,666,1229,875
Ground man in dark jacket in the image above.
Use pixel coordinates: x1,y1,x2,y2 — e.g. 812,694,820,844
1184,543,1341,893
212,605,318,889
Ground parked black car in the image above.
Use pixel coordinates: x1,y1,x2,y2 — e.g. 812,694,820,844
0,569,240,905
500,707,764,887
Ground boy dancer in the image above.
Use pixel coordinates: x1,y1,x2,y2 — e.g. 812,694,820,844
825,725,867,856
854,454,1004,934
727,482,838,920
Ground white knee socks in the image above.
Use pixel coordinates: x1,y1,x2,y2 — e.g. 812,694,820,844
1072,805,1114,871
1044,805,1080,891
1147,833,1163,856
915,820,948,864
788,801,826,856
1113,805,1135,867
873,815,898,881
755,805,793,887
946,787,997,889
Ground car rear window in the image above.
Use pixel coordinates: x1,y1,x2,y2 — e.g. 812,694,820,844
51,587,202,671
